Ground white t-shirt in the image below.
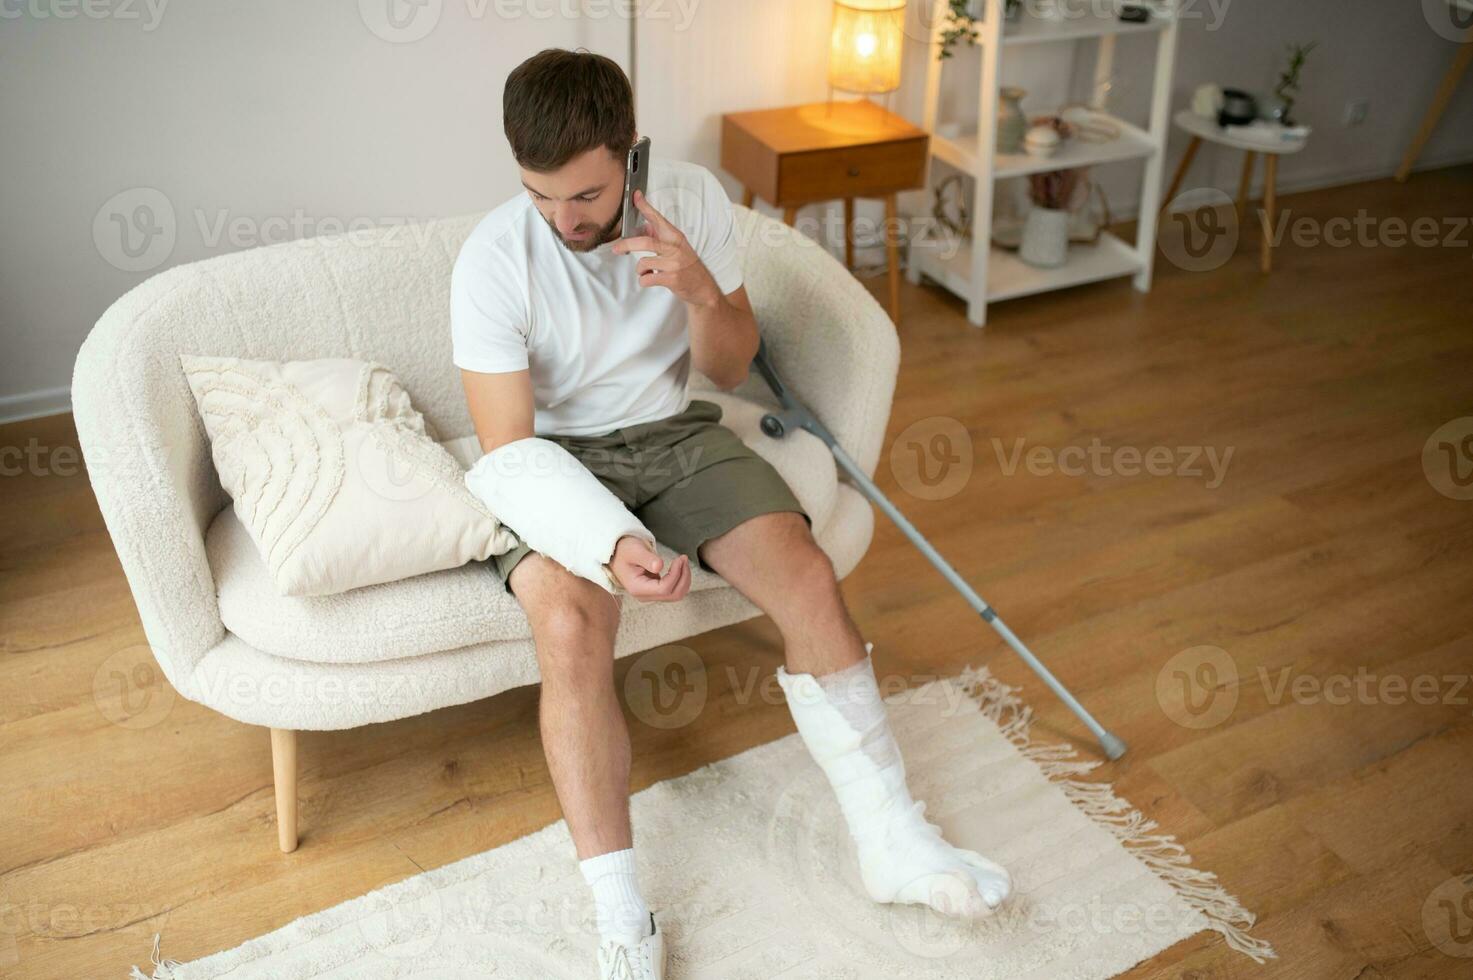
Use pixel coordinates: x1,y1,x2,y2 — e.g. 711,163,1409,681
450,159,745,438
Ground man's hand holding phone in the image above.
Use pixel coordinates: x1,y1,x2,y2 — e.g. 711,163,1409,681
608,533,691,602
611,190,722,308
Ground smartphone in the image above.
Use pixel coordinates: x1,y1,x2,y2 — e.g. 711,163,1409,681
619,136,651,240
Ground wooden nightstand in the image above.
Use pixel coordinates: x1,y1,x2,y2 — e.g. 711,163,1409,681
720,100,929,325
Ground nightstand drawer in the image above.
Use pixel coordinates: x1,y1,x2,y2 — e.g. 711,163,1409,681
777,139,927,204
720,100,929,327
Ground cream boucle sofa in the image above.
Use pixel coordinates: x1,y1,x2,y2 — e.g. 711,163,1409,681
72,205,899,850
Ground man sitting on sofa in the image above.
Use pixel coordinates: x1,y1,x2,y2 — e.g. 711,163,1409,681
454,47,1012,980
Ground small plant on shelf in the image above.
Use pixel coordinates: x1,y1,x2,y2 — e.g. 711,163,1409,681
1272,40,1317,126
938,0,1023,61
938,0,978,60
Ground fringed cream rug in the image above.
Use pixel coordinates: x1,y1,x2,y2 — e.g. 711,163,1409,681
131,666,1275,979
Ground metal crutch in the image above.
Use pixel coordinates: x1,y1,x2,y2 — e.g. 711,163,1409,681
751,338,1128,761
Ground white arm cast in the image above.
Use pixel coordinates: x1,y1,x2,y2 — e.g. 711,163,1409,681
464,436,656,594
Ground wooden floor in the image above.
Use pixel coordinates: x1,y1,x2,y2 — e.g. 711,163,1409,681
3,168,1471,978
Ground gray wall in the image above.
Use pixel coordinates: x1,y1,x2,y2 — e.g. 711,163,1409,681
4,0,1471,421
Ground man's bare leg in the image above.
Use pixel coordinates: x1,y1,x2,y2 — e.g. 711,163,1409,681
697,511,867,679
510,552,630,857
508,553,654,946
700,512,1013,918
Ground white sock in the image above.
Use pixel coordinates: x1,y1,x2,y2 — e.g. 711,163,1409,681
579,847,653,947
775,642,1013,919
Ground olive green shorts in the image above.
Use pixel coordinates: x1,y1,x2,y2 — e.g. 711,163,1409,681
481,398,810,596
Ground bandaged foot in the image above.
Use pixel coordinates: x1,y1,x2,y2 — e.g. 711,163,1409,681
775,643,1012,918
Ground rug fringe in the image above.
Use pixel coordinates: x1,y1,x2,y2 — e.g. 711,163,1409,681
954,663,1279,965
128,931,183,979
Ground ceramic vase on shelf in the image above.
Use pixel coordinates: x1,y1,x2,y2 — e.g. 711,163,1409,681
1020,206,1069,268
997,87,1027,154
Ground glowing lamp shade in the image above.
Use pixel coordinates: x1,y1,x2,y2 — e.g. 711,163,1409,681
828,0,906,95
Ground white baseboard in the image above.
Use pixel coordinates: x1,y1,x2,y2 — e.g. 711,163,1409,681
0,386,72,425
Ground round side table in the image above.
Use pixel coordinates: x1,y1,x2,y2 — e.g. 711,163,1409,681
1160,109,1309,272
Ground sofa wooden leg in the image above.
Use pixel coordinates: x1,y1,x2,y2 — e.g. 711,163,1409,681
270,728,298,853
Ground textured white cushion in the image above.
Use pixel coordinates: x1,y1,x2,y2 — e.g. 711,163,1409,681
207,391,837,664
180,354,517,597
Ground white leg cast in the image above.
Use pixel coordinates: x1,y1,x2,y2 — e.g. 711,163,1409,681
775,642,1013,918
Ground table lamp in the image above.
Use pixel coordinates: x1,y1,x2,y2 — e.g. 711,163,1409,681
828,0,906,97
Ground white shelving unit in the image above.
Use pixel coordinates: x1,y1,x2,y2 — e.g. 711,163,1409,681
906,0,1181,326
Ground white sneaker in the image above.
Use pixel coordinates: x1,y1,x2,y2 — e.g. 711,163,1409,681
595,911,666,979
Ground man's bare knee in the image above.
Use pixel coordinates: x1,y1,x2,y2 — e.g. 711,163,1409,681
511,554,620,666
785,537,839,603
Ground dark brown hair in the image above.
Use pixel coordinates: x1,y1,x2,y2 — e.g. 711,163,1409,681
503,48,635,172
